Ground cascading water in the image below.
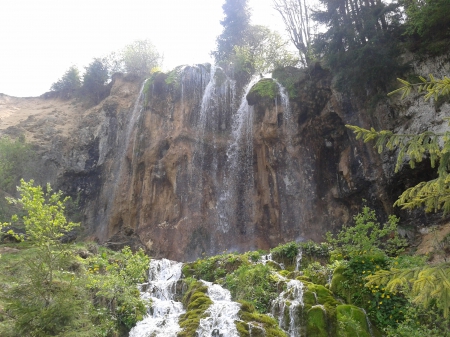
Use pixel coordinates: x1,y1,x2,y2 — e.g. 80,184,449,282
196,281,241,337
274,81,304,232
190,66,236,215
99,80,148,239
272,279,305,337
218,76,260,234
129,259,185,337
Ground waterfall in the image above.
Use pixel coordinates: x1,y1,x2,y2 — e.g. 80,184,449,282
99,80,148,238
272,279,304,337
129,259,185,337
196,281,241,337
274,80,304,234
218,76,260,233
190,66,236,214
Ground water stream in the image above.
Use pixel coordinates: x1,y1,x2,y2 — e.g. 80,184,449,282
218,76,260,234
129,259,185,337
196,281,241,337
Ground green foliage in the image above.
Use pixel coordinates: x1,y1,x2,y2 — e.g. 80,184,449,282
384,305,450,337
0,136,37,194
336,305,371,337
224,264,279,313
233,25,299,75
121,39,162,77
403,0,450,56
326,203,407,258
366,262,450,318
248,79,278,100
313,0,405,95
50,66,81,97
2,180,79,247
84,246,149,330
300,241,331,260
213,0,251,63
302,261,332,286
0,181,149,336
0,180,86,336
346,75,450,214
183,252,247,281
331,254,408,329
272,66,304,98
81,58,109,104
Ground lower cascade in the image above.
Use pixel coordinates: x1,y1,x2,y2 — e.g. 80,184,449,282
129,259,185,337
272,279,304,337
130,251,377,337
196,281,241,337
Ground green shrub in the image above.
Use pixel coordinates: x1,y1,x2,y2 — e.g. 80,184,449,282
224,264,278,313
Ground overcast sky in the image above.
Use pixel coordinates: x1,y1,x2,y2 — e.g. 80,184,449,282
0,0,289,97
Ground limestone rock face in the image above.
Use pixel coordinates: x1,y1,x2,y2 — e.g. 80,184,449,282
1,63,449,261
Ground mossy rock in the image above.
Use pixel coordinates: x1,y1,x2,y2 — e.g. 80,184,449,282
177,280,212,337
307,306,328,337
246,79,278,105
336,305,371,337
237,300,287,337
330,266,352,303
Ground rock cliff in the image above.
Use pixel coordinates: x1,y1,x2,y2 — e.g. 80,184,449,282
1,61,449,261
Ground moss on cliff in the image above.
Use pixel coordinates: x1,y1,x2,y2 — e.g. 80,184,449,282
177,278,213,337
246,79,278,105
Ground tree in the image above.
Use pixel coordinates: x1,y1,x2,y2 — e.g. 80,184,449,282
326,203,406,258
84,246,149,329
347,74,450,318
402,0,450,56
81,58,109,104
312,0,405,94
213,0,251,63
1,180,85,336
347,75,450,214
121,39,162,77
233,25,299,75
273,0,314,67
50,66,81,98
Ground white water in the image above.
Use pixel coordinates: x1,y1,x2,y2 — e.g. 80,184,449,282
272,279,304,337
100,80,148,239
218,76,260,233
129,259,185,337
196,281,241,337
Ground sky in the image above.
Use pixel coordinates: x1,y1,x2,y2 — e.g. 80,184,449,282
0,0,289,97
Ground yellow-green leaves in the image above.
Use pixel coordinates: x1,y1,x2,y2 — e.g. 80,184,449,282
346,75,450,214
388,75,450,101
366,264,450,318
3,179,79,246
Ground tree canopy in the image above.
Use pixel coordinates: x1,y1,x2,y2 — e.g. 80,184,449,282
50,66,81,97
213,0,251,63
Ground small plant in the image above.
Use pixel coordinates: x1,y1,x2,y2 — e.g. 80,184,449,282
326,203,407,259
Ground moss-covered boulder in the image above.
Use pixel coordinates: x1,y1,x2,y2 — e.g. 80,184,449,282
336,305,371,337
237,301,287,337
177,279,212,337
307,306,328,337
246,79,278,105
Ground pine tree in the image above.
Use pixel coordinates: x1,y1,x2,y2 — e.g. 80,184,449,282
347,75,450,214
213,0,251,63
347,74,450,317
313,0,404,94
